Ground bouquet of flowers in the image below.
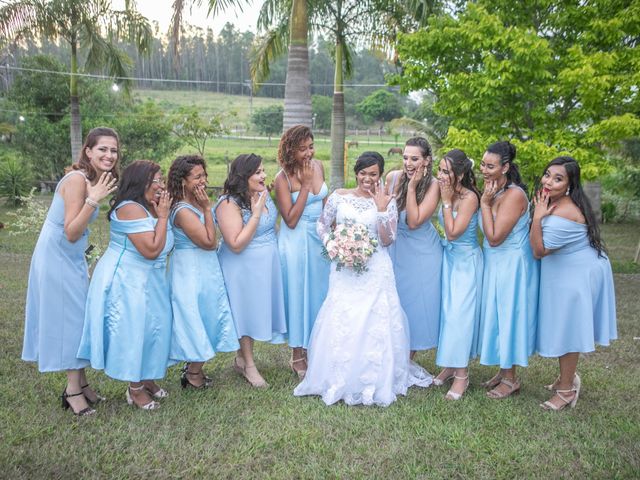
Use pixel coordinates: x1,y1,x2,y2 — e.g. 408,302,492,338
321,220,378,275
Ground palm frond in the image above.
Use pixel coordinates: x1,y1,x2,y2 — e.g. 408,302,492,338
257,0,289,32
0,0,39,46
250,21,289,89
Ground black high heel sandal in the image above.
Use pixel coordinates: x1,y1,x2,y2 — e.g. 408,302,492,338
61,390,95,416
180,370,209,389
182,363,213,387
81,383,107,406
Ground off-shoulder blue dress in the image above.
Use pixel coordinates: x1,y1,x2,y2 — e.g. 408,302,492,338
436,209,483,368
537,215,616,356
168,202,239,364
278,178,330,349
478,187,539,368
22,171,98,372
78,201,174,381
215,194,287,343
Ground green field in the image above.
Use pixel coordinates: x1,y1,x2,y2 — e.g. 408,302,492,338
0,199,639,478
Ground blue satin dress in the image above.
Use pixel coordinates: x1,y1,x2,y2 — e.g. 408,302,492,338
278,181,330,349
215,194,287,343
436,209,483,368
78,201,174,381
478,189,539,368
537,215,617,356
388,208,443,351
168,202,239,364
22,171,98,372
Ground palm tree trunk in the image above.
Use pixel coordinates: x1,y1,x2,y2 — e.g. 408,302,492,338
330,38,345,190
69,42,82,164
283,0,312,131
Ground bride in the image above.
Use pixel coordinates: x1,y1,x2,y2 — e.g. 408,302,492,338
294,151,432,407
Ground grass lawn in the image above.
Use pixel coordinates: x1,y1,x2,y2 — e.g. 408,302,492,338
0,201,638,478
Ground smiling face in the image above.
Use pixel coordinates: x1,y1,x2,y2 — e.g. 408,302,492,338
356,163,381,192
480,151,507,183
248,163,267,194
144,170,164,205
294,136,315,165
541,164,569,202
403,145,429,178
86,136,118,173
437,158,455,185
183,164,208,195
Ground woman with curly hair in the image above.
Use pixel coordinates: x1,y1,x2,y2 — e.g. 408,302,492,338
531,156,616,411
166,155,239,389
22,126,119,416
215,154,287,388
385,137,442,359
274,125,329,380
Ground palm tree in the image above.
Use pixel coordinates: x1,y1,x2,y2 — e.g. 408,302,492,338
171,0,312,130
0,0,153,162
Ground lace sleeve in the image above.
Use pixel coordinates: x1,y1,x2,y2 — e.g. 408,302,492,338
317,192,339,244
377,198,398,246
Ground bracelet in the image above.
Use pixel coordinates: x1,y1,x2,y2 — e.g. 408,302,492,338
85,197,99,209
442,204,452,209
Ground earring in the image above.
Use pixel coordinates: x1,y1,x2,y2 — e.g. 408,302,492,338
182,184,186,198
565,188,570,196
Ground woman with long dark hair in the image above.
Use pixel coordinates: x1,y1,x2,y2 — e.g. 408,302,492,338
386,137,442,358
477,141,539,399
274,126,329,380
531,156,616,410
166,155,238,389
22,126,119,416
433,149,483,401
215,154,287,388
78,160,174,410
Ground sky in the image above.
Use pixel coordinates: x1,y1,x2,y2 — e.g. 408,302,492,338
113,0,261,35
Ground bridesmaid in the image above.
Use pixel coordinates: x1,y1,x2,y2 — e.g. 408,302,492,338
22,126,119,416
531,156,616,410
215,154,287,388
78,160,174,410
433,149,483,401
386,137,442,358
274,125,329,380
166,155,239,389
478,141,539,399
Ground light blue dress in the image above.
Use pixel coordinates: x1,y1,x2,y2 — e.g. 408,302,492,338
215,194,287,343
278,177,330,349
168,202,239,363
436,208,483,368
537,215,617,356
77,200,174,382
387,174,443,351
22,171,98,372
478,187,540,368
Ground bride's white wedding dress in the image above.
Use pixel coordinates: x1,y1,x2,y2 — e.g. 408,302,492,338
293,192,432,407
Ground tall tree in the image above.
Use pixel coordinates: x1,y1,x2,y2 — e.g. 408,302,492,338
171,0,313,129
0,0,153,162
393,0,640,184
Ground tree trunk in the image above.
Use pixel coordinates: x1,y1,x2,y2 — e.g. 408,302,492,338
283,0,312,131
330,39,345,190
69,42,82,163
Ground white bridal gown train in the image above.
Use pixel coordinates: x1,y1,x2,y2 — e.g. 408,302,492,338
294,192,432,407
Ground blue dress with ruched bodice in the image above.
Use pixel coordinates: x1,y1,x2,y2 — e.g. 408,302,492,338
215,194,287,342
